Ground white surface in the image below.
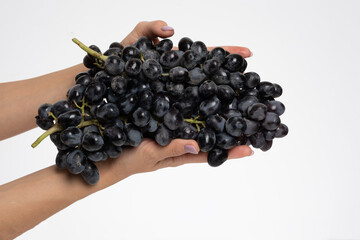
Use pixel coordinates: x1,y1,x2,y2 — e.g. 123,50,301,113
0,0,360,239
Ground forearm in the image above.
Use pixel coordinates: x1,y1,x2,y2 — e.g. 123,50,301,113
0,64,86,140
0,160,129,239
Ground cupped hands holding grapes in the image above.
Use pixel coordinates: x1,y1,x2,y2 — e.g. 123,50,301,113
0,20,260,239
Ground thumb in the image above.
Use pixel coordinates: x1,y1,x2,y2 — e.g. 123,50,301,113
121,20,175,46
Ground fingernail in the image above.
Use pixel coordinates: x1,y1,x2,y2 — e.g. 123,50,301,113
184,145,198,154
249,150,254,156
161,26,174,31
249,51,253,57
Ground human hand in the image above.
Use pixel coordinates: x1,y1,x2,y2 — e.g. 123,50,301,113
120,20,252,58
101,20,253,179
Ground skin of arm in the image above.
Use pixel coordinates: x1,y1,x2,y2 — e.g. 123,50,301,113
0,20,253,239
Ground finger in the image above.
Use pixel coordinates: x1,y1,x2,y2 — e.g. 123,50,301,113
157,145,253,169
121,20,175,47
208,46,252,58
172,46,252,58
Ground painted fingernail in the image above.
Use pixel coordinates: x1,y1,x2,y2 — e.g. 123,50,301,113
184,145,198,154
161,26,174,31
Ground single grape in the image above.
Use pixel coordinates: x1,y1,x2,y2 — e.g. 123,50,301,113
178,37,193,52
197,128,216,152
118,93,138,115
56,150,70,169
122,46,141,61
209,47,226,64
109,42,124,50
169,66,189,83
229,72,245,90
66,149,86,174
266,100,285,116
160,50,182,69
60,126,83,147
111,75,128,96
272,83,283,98
258,81,275,98
103,125,127,146
262,112,281,131
152,95,170,118
154,124,172,146
84,81,107,104
244,72,260,89
199,80,217,98
206,114,226,133
96,103,120,124
163,107,183,130
125,58,142,76
191,41,207,62
104,47,121,57
124,124,143,147
104,55,125,76
51,100,72,117
207,148,228,167
275,123,289,138
76,73,92,86
142,59,163,80
187,67,206,86
82,132,104,152
243,118,260,136
67,84,86,104
137,89,154,110
225,116,246,137
203,58,221,75
57,109,82,128
263,130,276,141
223,54,244,72
260,140,273,152
216,132,236,149
247,103,267,121
249,131,266,148
181,50,199,70
238,96,259,116
199,96,221,118
156,39,173,54
217,85,235,103
81,161,100,185
135,36,154,51
132,107,150,127
176,122,198,139
212,68,230,85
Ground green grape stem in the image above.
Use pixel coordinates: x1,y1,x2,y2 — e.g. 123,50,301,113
184,118,206,125
31,119,101,148
72,38,108,62
31,124,63,148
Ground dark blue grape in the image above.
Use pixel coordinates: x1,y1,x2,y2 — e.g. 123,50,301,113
207,148,228,167
81,161,100,185
60,126,83,147
104,55,125,76
82,132,104,152
66,149,86,174
197,128,216,152
178,37,193,52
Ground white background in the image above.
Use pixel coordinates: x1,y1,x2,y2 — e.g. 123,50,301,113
0,0,359,239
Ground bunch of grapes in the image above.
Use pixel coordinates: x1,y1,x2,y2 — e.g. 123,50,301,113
32,36,288,185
